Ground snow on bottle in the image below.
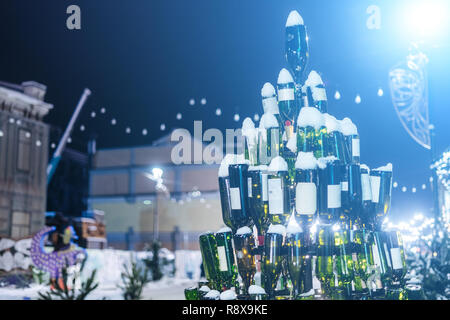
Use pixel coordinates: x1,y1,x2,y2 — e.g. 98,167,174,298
296,102,326,159
261,82,283,128
277,68,298,141
305,71,327,113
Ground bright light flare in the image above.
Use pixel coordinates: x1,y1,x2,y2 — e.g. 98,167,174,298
403,0,449,39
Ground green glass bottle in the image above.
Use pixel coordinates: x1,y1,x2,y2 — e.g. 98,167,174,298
297,94,326,159
184,286,199,300
286,218,306,298
234,226,257,294
246,166,270,246
369,164,393,229
334,229,354,298
316,225,335,297
277,68,297,141
215,227,238,290
259,113,282,165
351,229,375,297
242,118,259,166
262,225,285,299
199,232,221,290
267,157,291,225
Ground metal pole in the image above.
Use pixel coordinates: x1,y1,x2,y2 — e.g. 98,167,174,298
46,88,91,185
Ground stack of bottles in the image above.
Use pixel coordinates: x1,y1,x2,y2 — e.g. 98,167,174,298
185,9,422,301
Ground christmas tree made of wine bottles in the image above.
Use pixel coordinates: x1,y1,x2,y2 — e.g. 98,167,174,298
185,10,419,301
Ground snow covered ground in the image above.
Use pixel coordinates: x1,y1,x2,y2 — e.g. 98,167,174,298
0,249,202,300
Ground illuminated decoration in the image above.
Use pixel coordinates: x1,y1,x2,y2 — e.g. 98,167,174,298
388,43,430,149
30,226,85,279
431,148,450,223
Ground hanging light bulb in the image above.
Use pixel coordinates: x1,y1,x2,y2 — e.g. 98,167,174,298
111,118,117,125
142,129,148,136
216,108,222,116
253,114,260,122
176,113,182,120
234,114,240,122
201,98,207,105
160,123,166,131
126,127,131,134
189,99,195,106
334,90,341,100
377,88,384,97
355,95,361,104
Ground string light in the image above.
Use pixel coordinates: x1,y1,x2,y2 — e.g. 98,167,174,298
142,129,148,136
201,98,207,105
216,108,222,116
189,99,195,106
160,124,166,131
176,113,182,120
253,114,260,122
111,118,117,125
377,88,384,97
234,114,240,122
334,90,341,100
355,95,361,104
100,107,106,114
80,125,85,131
91,111,96,118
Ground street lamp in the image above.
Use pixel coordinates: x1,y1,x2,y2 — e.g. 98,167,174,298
145,167,169,242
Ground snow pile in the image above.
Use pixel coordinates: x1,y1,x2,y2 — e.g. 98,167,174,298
277,68,294,85
374,163,393,172
205,290,220,300
268,156,288,172
360,164,370,172
297,107,324,129
249,285,266,295
260,113,279,129
220,289,237,300
199,285,211,293
261,82,276,98
267,224,286,235
295,152,318,170
235,226,253,236
340,118,358,136
286,134,297,153
216,226,232,234
324,114,341,133
286,10,304,27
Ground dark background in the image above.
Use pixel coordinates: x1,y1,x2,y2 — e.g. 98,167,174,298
0,0,449,221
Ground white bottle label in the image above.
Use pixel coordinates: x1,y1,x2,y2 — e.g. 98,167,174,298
261,174,268,201
262,97,279,115
217,246,228,272
341,181,349,192
372,242,381,269
361,173,372,201
352,138,360,157
327,184,341,208
390,248,403,270
247,177,252,198
383,243,392,268
268,178,283,214
278,88,295,101
230,187,241,210
370,175,381,203
295,182,317,215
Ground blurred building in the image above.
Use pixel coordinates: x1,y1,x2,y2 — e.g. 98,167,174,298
0,81,52,239
87,131,224,251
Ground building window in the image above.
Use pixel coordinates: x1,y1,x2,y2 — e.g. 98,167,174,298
11,211,31,238
17,129,31,172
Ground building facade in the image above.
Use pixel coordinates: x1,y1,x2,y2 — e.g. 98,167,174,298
88,131,225,251
0,81,52,239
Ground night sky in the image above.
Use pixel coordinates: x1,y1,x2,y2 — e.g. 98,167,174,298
1,0,449,221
